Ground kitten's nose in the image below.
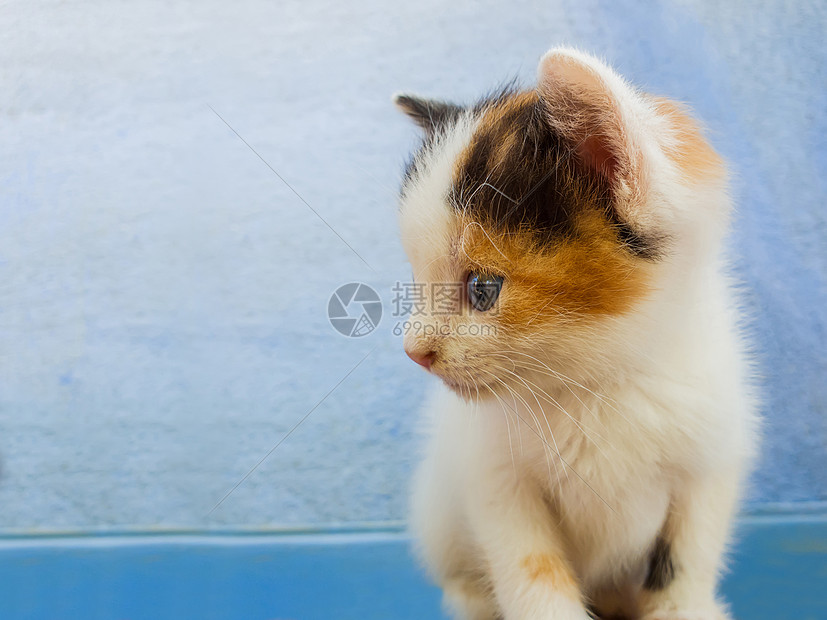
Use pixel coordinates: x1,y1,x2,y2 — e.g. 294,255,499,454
406,349,434,371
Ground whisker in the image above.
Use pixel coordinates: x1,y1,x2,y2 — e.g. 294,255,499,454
484,371,618,516
489,352,609,433
478,368,562,494
496,364,610,456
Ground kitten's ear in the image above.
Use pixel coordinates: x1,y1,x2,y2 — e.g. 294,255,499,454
536,48,647,222
537,47,726,239
393,93,464,135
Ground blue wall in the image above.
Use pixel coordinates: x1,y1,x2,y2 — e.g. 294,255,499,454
0,0,824,531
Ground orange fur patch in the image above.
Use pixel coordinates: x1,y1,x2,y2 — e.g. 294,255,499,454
653,98,724,180
457,210,652,329
520,553,579,597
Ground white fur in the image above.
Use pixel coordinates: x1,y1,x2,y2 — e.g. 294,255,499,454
399,48,758,620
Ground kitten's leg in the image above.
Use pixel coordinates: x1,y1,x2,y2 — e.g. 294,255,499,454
465,469,589,620
410,430,500,619
639,470,741,620
442,576,500,620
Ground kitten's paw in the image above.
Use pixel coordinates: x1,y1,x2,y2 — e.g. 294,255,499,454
442,578,500,620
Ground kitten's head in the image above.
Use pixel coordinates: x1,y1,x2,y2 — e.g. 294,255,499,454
394,48,728,398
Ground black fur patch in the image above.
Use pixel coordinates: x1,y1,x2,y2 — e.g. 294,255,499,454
451,90,608,244
609,216,663,260
644,536,675,591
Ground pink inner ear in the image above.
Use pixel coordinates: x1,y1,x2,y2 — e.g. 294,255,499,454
537,51,624,186
578,133,619,184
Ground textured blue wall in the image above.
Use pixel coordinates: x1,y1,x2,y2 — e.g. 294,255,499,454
0,0,824,530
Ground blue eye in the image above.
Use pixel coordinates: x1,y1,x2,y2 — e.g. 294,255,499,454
466,272,504,312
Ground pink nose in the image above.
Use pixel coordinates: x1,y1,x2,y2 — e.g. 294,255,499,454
406,349,434,370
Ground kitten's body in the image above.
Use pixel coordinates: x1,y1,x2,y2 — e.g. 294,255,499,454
395,49,757,620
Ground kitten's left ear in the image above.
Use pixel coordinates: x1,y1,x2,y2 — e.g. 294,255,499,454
393,93,464,136
536,48,650,229
537,47,727,241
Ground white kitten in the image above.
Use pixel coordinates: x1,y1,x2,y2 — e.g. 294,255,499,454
394,47,759,620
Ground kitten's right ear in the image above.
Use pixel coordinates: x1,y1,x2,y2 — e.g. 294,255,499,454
393,93,464,135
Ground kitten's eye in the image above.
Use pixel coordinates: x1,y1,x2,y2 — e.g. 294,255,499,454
466,272,504,312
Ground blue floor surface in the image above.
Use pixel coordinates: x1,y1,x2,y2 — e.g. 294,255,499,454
0,509,825,619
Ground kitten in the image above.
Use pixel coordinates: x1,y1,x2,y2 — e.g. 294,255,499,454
393,47,758,620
